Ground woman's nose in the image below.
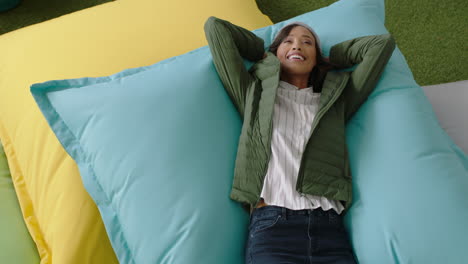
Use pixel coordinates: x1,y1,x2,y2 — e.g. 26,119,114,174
292,46,301,50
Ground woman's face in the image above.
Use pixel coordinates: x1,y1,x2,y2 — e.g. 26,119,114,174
276,26,317,78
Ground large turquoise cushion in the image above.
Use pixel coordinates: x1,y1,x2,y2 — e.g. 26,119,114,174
32,51,247,263
31,0,468,263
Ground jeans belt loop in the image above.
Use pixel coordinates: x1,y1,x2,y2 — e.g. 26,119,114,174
281,207,287,220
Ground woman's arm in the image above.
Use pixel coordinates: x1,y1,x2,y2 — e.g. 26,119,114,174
329,34,396,122
204,16,265,119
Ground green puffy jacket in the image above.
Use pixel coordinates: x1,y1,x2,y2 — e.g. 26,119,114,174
204,16,395,212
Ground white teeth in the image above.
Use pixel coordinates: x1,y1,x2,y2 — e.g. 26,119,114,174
288,55,304,60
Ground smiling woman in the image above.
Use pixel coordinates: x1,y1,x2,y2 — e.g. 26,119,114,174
268,22,334,90
204,15,395,263
275,26,317,88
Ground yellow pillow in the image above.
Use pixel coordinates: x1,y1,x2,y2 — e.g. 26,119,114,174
0,0,271,263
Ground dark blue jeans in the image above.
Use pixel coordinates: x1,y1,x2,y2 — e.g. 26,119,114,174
245,205,357,264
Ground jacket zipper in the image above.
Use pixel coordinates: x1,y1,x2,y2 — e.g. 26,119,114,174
250,123,274,214
254,83,278,209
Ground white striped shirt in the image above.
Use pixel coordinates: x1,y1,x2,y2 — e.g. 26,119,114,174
260,81,345,214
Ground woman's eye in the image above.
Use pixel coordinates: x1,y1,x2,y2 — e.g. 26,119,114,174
283,40,292,43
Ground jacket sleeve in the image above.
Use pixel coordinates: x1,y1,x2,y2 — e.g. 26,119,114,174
204,16,265,118
329,34,396,122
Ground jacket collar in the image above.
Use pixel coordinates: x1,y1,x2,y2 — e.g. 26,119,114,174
250,52,349,142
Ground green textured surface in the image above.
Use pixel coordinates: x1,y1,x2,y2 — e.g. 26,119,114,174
0,0,115,35
255,0,468,86
0,141,40,263
255,0,336,22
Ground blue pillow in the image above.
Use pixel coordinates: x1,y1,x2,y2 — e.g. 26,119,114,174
32,0,468,263
32,51,248,264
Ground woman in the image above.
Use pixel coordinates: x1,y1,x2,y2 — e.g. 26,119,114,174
204,16,395,264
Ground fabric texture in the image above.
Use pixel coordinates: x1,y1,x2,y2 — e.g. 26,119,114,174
0,0,271,263
0,141,40,263
260,81,345,214
32,49,253,263
246,206,356,263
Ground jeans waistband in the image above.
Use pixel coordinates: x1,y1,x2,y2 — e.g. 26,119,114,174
253,205,339,217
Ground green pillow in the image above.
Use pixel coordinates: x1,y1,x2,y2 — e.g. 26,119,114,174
255,0,337,23
0,141,40,263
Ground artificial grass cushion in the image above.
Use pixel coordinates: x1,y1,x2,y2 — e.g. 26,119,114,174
0,0,271,263
31,0,468,263
255,0,338,23
0,141,40,263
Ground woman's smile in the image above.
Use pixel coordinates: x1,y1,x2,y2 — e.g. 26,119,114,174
287,52,306,61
